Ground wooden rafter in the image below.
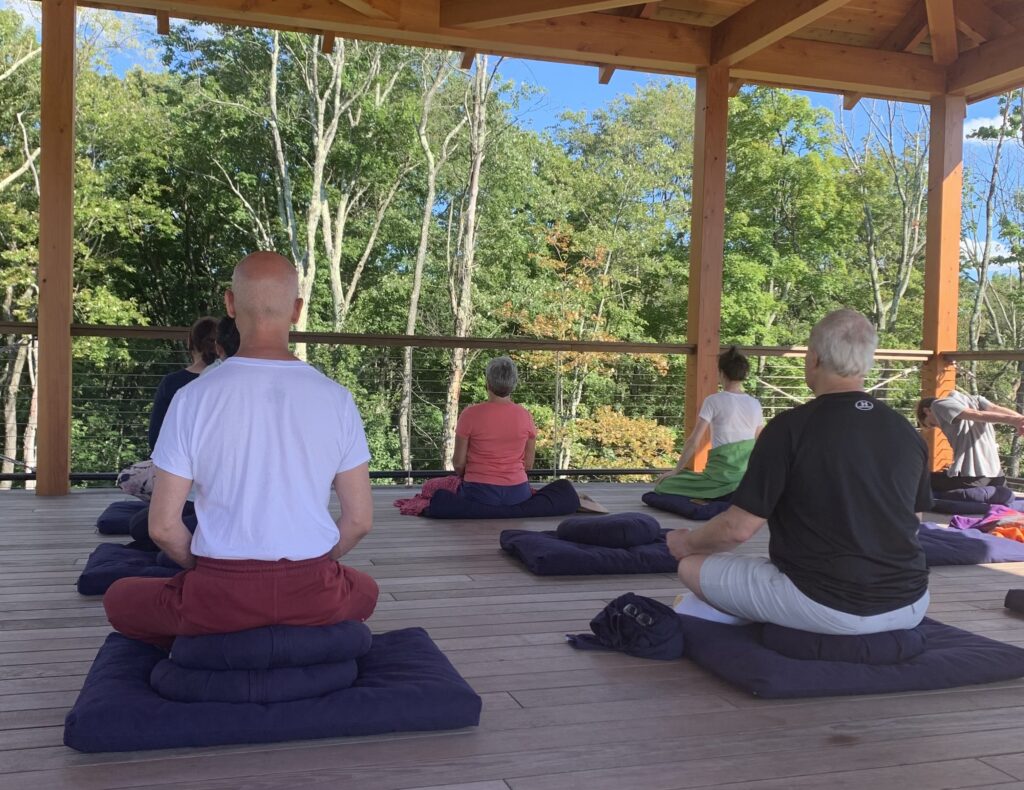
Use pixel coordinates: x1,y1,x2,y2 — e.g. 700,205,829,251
156,10,169,33
597,64,614,84
843,2,929,110
321,31,336,53
332,0,398,20
949,29,1024,100
459,49,475,69
711,0,853,66
925,0,958,65
955,0,1014,47
441,0,643,29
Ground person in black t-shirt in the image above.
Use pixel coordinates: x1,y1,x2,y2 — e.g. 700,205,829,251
667,309,931,635
147,317,218,450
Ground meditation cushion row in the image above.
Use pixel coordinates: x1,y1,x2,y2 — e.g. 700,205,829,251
77,543,181,596
918,522,1024,566
642,491,731,521
930,486,1015,516
95,500,148,535
761,623,926,665
64,627,482,752
424,479,580,519
500,528,677,576
555,512,661,548
679,615,1024,698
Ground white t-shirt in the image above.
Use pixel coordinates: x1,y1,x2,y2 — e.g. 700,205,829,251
153,357,371,561
930,390,1002,478
697,391,763,448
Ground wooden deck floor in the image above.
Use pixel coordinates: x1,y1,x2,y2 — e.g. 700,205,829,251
2,485,1024,789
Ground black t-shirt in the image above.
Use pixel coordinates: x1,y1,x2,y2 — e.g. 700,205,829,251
148,369,200,451
731,391,930,616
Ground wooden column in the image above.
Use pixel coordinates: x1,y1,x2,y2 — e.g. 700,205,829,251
921,94,965,472
36,0,76,496
684,63,728,471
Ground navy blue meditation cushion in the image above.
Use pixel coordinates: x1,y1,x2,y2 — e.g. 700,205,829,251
64,628,482,752
150,658,359,703
555,512,661,548
761,623,927,665
128,502,198,551
1005,589,1024,614
679,615,1024,698
77,543,180,596
170,622,373,670
500,528,677,576
918,522,1024,566
424,478,580,519
642,491,731,521
96,500,148,535
931,486,1015,516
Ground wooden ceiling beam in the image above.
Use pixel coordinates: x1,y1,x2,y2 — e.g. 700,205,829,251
156,10,169,33
598,64,614,84
842,3,930,111
954,0,1014,47
441,0,644,29
949,28,1024,100
459,49,476,69
711,0,853,66
321,32,336,53
331,0,398,20
925,0,958,65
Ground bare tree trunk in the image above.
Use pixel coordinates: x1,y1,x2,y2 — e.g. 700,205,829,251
0,341,27,491
441,57,490,469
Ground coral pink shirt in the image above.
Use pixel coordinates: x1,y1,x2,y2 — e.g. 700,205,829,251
456,400,537,485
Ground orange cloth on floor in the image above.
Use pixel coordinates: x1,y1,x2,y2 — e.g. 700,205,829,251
991,526,1024,544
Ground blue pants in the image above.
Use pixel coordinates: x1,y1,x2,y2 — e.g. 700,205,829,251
459,481,532,507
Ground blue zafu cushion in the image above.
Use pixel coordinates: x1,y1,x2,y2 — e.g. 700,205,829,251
150,659,359,704
642,491,731,521
425,479,580,519
500,528,677,576
128,502,198,551
761,623,927,665
931,486,1015,516
679,615,1024,699
77,544,180,596
918,522,1024,566
170,622,373,670
96,500,148,535
555,512,661,548
64,628,482,752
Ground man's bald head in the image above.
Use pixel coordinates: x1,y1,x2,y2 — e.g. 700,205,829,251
229,252,300,325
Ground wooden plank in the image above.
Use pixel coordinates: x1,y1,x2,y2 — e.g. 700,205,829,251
155,10,169,33
842,2,930,109
597,64,614,83
459,48,476,69
35,0,77,497
711,0,853,65
684,63,728,472
442,0,648,29
948,29,1024,100
955,0,1014,46
321,31,336,53
331,0,398,20
921,94,965,472
925,0,958,64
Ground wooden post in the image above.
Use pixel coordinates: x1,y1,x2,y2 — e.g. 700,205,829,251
921,94,965,472
36,0,76,496
684,63,728,471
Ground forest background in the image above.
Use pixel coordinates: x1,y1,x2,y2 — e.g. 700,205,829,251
2,5,1024,486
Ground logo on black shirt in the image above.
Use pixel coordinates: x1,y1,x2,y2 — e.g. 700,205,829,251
855,400,874,411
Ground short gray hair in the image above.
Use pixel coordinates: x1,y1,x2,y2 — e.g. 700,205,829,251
808,309,877,378
486,356,519,397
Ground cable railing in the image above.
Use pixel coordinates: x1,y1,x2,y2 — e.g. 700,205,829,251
1,320,1022,487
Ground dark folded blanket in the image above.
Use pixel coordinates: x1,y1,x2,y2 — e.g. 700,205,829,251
642,491,731,521
555,512,661,548
424,478,580,519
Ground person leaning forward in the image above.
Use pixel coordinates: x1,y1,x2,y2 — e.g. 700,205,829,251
104,252,379,649
668,309,931,635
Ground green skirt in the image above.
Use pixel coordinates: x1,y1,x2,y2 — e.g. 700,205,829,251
654,438,755,500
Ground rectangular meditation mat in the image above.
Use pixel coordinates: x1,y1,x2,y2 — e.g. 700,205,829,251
96,500,148,535
918,523,1024,566
77,543,180,596
500,528,678,575
64,627,482,752
678,615,1024,699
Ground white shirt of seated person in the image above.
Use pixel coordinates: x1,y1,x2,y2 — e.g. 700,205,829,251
152,358,371,561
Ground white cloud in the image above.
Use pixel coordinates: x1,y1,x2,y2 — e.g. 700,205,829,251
961,238,1016,267
964,116,1004,143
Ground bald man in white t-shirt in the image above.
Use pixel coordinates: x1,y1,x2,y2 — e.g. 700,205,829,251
104,252,378,648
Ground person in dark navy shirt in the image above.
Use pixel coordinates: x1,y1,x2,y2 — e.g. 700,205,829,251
147,317,218,450
667,309,930,635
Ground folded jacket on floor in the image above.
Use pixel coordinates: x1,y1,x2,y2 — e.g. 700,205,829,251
653,439,754,500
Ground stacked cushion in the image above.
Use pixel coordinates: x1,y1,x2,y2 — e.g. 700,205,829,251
77,544,180,596
931,486,1015,516
555,512,661,548
96,500,149,535
642,491,731,521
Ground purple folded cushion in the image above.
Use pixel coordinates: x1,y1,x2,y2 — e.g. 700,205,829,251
761,624,926,665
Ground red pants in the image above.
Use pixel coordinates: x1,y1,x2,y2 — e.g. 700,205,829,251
103,554,379,650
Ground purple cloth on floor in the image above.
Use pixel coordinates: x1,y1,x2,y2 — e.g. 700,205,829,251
679,615,1024,698
918,522,1024,566
948,505,1024,532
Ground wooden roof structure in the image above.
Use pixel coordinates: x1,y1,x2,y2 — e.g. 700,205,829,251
30,0,1024,493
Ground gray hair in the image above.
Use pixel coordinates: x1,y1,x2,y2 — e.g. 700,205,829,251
808,309,877,378
486,356,519,397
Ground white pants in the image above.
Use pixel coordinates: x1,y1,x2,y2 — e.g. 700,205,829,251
699,554,929,635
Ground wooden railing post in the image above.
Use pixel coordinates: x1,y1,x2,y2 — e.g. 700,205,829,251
921,93,965,472
36,0,76,495
684,63,728,471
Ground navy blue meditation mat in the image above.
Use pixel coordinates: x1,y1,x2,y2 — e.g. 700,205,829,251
64,627,482,752
424,478,580,519
918,522,1024,566
679,615,1024,699
500,528,677,576
171,621,373,670
77,543,181,596
642,491,731,521
96,500,148,535
931,486,1015,516
555,512,661,548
